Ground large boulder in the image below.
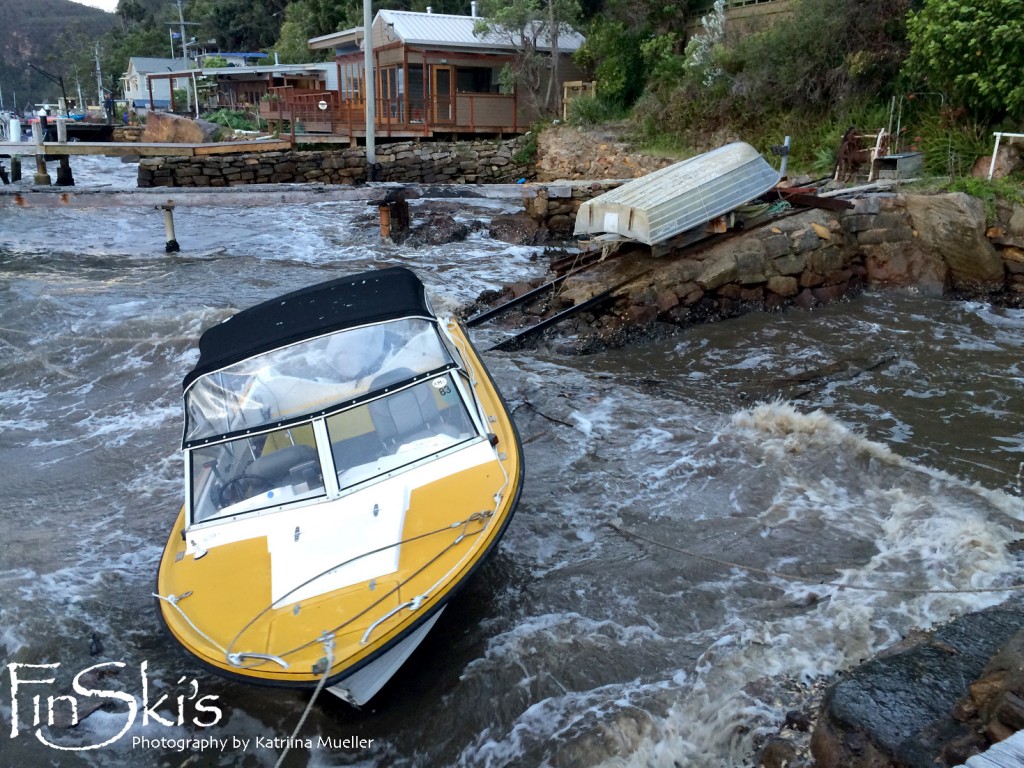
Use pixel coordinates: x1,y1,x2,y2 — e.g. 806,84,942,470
971,141,1022,179
811,606,1024,768
142,111,221,144
904,193,1004,293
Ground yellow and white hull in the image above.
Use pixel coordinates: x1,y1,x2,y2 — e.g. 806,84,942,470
156,323,522,702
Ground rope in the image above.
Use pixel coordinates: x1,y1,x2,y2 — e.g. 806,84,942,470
273,633,334,768
607,521,1024,595
219,507,498,667
152,592,230,654
765,199,792,215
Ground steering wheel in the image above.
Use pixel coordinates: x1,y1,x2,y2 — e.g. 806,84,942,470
217,473,274,509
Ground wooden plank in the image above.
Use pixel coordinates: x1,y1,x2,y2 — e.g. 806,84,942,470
0,140,292,158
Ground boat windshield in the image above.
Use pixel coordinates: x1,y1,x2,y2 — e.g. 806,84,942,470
187,372,479,524
183,318,453,444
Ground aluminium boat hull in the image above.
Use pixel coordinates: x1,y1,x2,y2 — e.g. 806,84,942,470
573,142,781,246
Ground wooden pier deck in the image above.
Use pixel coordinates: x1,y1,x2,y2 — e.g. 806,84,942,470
0,140,292,158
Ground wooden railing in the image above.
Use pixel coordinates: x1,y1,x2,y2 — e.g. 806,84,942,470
258,86,520,136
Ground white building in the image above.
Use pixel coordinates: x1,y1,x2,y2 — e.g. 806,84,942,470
121,57,191,112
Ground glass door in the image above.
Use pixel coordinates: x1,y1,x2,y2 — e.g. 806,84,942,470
431,65,454,124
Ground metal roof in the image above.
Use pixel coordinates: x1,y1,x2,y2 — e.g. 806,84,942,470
308,27,363,50
573,142,781,246
380,10,585,52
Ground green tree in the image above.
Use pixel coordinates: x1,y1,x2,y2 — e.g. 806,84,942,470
573,17,647,107
905,0,1024,122
475,0,582,117
274,0,327,62
189,0,286,51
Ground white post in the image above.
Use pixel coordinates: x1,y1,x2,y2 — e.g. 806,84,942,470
56,118,67,143
160,202,180,252
779,135,791,178
988,132,1003,181
364,0,376,177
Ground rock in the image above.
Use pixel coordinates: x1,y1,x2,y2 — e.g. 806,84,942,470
655,290,679,312
972,142,1022,179
697,254,739,290
142,111,221,144
766,275,799,297
811,606,1024,768
904,193,1004,293
488,213,542,245
1009,205,1024,237
414,214,470,245
772,253,806,276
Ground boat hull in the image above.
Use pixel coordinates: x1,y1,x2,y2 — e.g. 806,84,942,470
156,320,523,698
573,142,781,246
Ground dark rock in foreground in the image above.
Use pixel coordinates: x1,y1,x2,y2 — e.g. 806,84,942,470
812,604,1024,768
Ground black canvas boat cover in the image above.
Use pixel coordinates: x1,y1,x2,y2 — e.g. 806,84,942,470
183,267,433,390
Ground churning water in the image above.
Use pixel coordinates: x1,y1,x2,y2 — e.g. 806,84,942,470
1,157,1023,767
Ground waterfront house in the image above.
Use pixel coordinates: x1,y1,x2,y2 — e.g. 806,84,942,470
121,57,191,113
262,6,586,140
144,62,337,115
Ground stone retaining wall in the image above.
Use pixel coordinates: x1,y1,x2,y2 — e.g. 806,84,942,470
137,136,532,188
501,191,1024,351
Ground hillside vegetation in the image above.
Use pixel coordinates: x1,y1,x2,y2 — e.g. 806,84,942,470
9,0,1023,183
0,0,117,112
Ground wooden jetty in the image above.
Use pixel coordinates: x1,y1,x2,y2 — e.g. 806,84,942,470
0,139,291,158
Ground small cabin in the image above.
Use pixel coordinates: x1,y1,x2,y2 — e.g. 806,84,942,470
263,7,586,140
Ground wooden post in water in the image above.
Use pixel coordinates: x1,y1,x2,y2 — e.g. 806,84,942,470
30,121,50,186
377,192,410,242
10,156,21,182
55,156,74,187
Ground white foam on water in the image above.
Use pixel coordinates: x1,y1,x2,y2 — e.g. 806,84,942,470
602,401,1024,767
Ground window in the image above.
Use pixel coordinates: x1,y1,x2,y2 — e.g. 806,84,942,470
456,67,499,94
328,374,477,490
189,423,326,523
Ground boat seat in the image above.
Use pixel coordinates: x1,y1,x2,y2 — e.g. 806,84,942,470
369,379,442,450
331,432,386,474
248,443,319,485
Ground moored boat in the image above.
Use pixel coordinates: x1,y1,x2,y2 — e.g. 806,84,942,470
156,266,523,705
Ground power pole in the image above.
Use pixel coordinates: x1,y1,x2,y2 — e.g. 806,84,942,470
364,0,375,176
176,0,188,60
95,43,105,115
176,0,192,112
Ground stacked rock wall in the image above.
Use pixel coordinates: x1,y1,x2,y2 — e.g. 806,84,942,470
137,136,532,188
509,191,1024,350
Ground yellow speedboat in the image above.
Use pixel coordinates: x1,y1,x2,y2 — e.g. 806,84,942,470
156,267,523,705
